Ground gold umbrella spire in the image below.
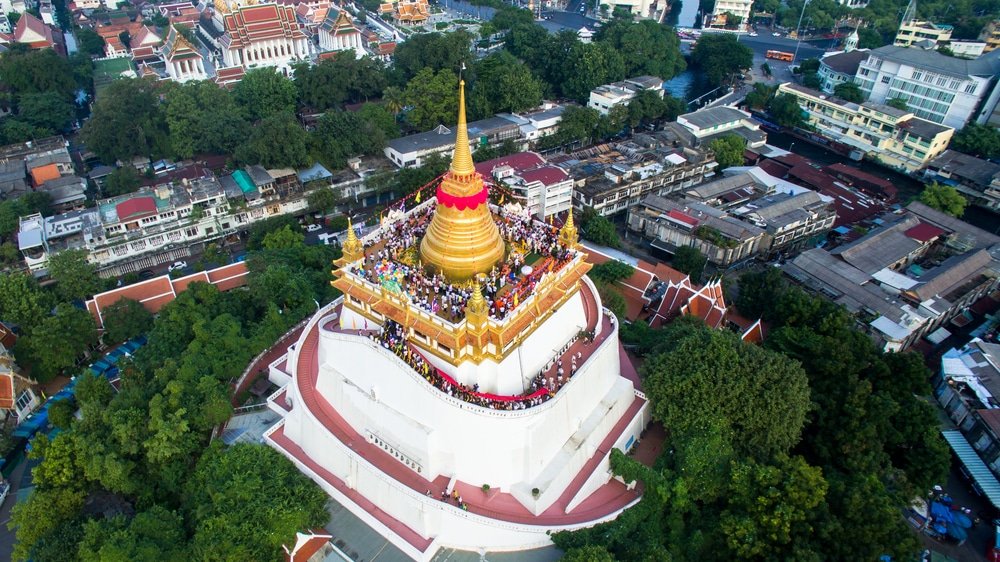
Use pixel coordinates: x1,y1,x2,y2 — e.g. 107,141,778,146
451,79,475,177
342,217,363,262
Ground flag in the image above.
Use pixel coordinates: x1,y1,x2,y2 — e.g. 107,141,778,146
513,292,518,307
416,190,421,203
499,194,505,204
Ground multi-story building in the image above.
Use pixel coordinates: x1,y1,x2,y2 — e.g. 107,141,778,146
924,150,1000,212
784,201,1000,351
587,76,664,116
894,21,953,48
854,45,1000,128
475,152,573,220
17,171,310,276
818,49,869,93
567,137,716,217
707,0,751,29
777,82,954,173
980,20,1000,52
219,3,309,73
671,106,767,148
628,168,836,266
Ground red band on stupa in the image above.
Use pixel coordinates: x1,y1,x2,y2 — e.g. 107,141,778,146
436,185,489,210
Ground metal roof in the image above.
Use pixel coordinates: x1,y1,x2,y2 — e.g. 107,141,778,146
941,429,1000,510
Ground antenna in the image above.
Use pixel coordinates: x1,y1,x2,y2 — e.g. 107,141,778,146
901,0,916,25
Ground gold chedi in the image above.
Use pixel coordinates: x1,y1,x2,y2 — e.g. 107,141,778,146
419,79,505,281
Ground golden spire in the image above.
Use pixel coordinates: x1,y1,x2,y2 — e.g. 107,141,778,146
559,210,579,248
465,276,489,326
451,79,475,177
342,217,363,262
419,78,505,280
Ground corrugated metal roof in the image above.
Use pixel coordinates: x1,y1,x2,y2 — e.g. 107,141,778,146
941,429,1000,510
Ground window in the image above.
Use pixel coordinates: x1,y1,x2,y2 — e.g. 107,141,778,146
185,227,198,236
15,390,33,412
966,83,978,94
912,71,922,80
881,76,891,84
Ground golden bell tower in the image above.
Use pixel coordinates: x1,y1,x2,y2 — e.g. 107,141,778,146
419,79,505,281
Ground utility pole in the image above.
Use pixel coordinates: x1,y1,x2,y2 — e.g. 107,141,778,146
791,0,811,65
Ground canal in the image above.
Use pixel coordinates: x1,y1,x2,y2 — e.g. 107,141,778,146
766,130,1000,233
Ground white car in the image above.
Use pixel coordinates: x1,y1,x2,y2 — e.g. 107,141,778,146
167,261,188,272
748,32,758,37
306,224,322,232
772,31,782,37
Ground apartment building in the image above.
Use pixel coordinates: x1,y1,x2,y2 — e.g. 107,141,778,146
777,83,954,173
855,46,1000,128
894,21,953,48
980,20,1000,52
587,76,664,116
475,152,573,220
627,169,836,266
708,0,751,30
18,171,309,276
784,202,1000,352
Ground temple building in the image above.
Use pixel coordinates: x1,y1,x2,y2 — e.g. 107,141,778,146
162,26,207,82
218,2,309,72
317,5,363,57
264,81,649,559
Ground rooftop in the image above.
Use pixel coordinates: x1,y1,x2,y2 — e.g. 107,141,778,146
867,45,1000,79
678,106,751,130
927,150,1000,189
820,49,870,74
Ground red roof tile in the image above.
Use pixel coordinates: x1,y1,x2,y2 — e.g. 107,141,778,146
904,222,947,243
0,372,14,410
667,209,699,227
115,197,157,221
519,166,568,186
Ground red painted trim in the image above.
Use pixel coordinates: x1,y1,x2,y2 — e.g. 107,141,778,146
435,185,489,210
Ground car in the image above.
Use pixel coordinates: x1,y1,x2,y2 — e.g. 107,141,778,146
139,269,155,280
167,261,188,272
748,32,758,37
306,223,322,232
772,31,782,37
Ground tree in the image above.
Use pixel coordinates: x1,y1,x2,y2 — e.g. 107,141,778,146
81,78,168,164
672,246,706,283
382,86,405,116
183,443,329,561
102,298,153,344
293,56,388,110
919,182,966,217
802,72,822,89
47,398,77,430
626,89,682,129
0,48,75,101
886,97,908,110
235,112,310,168
594,19,685,79
78,506,188,562
581,214,621,248
951,122,1000,159
307,188,340,215
563,546,615,562
641,325,810,459
17,303,97,381
690,34,753,87
768,93,805,128
0,272,53,331
597,283,627,319
16,92,75,134
233,68,297,122
261,224,305,251
76,28,105,56
744,82,775,110
403,68,459,130
0,191,51,242
561,41,627,102
468,51,544,118
708,134,746,170
310,109,389,169
9,487,86,562
833,81,864,103
246,214,301,251
391,30,474,83
589,260,635,284
735,268,787,321
165,80,249,159
103,166,142,196
47,248,101,302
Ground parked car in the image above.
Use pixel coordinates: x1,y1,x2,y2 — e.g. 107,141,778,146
139,269,155,279
167,261,188,272
748,31,758,37
306,224,322,232
772,31,782,37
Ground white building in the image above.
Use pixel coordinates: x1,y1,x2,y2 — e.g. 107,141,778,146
817,49,869,93
855,45,1000,129
162,25,208,83
475,152,574,220
587,76,664,116
317,7,364,57
675,106,767,148
709,0,751,29
219,3,310,73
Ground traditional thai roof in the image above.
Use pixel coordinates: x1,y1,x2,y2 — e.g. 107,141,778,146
221,4,306,51
394,0,428,22
320,6,359,35
131,24,162,47
163,25,202,61
13,12,54,48
214,65,246,86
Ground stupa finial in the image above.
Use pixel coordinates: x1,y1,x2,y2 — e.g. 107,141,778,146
450,79,475,177
559,211,579,248
342,217,363,262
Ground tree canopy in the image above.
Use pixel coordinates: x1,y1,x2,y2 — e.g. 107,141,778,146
919,181,967,217
833,81,864,103
708,134,746,170
951,122,1000,159
690,34,753,87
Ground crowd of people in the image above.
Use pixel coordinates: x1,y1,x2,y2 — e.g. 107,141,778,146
371,320,555,410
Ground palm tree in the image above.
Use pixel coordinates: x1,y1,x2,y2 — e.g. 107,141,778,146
382,86,405,118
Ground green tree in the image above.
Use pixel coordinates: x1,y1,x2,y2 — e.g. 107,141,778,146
802,72,822,89
768,93,805,128
919,181,966,216
235,111,310,168
0,47,75,100
641,325,810,459
307,188,340,215
951,122,1000,159
18,302,97,381
382,85,405,116
47,248,101,302
294,56,387,110
563,545,615,562
594,19,685,79
47,398,77,430
0,272,53,331
358,102,400,140
165,80,249,159
671,245,706,283
735,268,787,321
469,51,544,118
581,214,621,248
391,30,474,83
709,134,746,170
261,224,306,251
16,92,75,134
597,283,627,319
9,487,86,562
183,443,329,561
76,28,106,56
690,34,753,86
744,82,776,110
101,298,153,344
233,68,297,122
103,166,142,196
833,81,864,103
310,109,389,169
81,78,168,164
561,41,627,102
403,68,460,130
78,506,188,562
589,260,635,284
886,97,908,110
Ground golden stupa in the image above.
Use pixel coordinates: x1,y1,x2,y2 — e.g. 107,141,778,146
419,80,505,280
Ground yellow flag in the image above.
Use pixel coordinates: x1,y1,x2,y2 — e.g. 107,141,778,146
514,292,518,307
500,194,505,204
416,190,421,203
